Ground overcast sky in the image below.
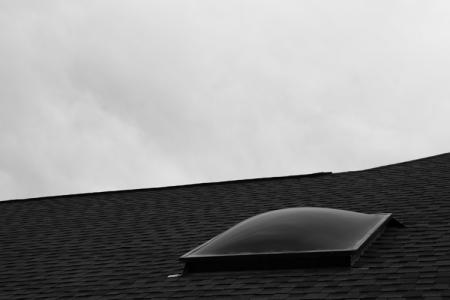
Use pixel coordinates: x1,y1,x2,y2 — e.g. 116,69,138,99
1,1,450,201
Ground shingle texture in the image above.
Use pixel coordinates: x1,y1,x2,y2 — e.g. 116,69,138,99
1,153,450,299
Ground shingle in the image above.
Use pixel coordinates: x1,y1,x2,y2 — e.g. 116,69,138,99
1,153,450,298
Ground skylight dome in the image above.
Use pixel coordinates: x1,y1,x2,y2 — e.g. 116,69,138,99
181,207,401,272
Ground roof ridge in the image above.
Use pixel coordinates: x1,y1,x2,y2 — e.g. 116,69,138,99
353,151,450,173
2,151,449,204
0,172,332,204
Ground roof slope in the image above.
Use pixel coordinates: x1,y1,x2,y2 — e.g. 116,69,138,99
1,153,450,299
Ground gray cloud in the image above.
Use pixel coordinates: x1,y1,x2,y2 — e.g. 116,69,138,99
1,1,450,200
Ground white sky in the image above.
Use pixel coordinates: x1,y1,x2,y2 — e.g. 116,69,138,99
1,1,450,201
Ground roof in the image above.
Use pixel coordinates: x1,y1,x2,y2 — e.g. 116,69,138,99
1,153,450,299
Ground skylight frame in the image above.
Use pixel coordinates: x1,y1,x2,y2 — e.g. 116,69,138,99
180,212,398,272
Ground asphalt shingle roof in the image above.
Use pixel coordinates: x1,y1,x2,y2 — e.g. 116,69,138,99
1,153,450,299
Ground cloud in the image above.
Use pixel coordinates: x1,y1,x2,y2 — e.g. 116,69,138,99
1,1,450,200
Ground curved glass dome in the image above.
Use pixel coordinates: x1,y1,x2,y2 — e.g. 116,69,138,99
181,207,398,271
186,207,387,256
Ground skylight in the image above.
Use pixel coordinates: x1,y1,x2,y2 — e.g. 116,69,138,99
181,207,401,272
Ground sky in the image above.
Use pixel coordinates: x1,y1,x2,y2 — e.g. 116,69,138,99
1,1,450,201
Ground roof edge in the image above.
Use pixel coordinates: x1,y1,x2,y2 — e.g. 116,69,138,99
351,151,450,173
0,172,332,204
3,151,449,204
